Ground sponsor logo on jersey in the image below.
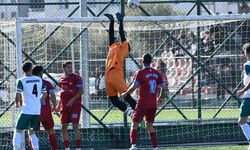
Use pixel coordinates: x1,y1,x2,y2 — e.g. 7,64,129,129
26,79,40,83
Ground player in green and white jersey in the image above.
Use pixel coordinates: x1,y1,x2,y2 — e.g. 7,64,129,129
238,43,250,150
12,62,47,150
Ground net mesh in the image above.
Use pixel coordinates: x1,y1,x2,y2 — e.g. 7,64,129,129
0,17,249,149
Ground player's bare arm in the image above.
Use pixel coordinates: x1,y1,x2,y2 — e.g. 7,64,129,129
15,93,22,108
121,83,137,98
67,88,84,108
40,92,47,102
157,85,167,105
238,80,250,96
50,92,57,112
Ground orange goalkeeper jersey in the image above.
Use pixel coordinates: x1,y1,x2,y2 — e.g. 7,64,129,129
105,40,129,73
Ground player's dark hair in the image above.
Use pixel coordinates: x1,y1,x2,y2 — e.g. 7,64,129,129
32,65,44,76
143,53,152,65
22,61,33,73
244,43,250,54
62,61,72,68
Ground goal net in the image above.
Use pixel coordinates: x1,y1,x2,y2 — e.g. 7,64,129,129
0,15,249,149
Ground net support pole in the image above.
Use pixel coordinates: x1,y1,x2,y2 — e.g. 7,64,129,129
196,0,202,120
15,21,22,80
15,20,25,150
70,28,75,72
121,0,129,147
80,0,90,127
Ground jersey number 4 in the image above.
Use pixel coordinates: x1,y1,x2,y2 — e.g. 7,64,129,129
32,84,38,97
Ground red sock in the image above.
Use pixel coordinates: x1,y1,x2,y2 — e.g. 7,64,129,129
130,129,138,145
149,132,158,148
76,139,80,148
63,140,69,148
48,134,57,150
28,137,34,150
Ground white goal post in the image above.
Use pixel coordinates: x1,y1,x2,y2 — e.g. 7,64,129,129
15,14,250,126
16,14,250,23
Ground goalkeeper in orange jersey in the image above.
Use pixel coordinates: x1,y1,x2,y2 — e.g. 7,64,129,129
104,12,136,116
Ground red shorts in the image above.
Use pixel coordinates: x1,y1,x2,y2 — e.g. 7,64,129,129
132,105,156,123
35,112,54,131
60,108,81,124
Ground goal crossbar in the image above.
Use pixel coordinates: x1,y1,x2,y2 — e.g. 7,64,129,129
16,14,250,23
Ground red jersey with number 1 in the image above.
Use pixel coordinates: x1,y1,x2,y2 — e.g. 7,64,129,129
40,79,54,115
59,73,83,110
133,67,164,108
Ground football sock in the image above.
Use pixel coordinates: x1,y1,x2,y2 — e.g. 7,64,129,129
30,134,39,150
116,12,126,42
241,123,250,140
109,96,127,111
64,140,69,148
116,12,124,21
104,14,115,46
76,139,81,148
48,133,57,150
149,132,158,148
130,128,138,145
125,107,133,117
28,137,34,150
13,131,21,150
124,94,136,110
131,144,136,148
104,13,114,21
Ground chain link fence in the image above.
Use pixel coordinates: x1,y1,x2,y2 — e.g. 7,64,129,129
1,0,250,149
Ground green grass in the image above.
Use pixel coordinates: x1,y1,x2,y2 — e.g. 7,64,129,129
114,145,248,149
0,109,245,150
90,108,240,123
161,145,248,150
0,108,240,126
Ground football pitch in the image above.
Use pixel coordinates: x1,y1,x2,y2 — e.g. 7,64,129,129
0,108,240,126
97,145,249,149
160,145,248,150
1,108,243,149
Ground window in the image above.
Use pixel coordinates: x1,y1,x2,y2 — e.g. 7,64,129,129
11,0,16,3
30,0,45,11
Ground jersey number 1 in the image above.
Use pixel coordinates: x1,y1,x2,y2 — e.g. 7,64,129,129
32,84,38,97
149,80,156,94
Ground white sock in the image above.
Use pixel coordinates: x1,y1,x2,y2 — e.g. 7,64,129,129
30,134,39,150
13,131,21,150
241,123,250,141
125,107,133,117
131,144,136,148
20,131,25,150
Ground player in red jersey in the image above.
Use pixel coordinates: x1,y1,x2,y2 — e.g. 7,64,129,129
30,65,57,150
58,61,83,150
122,54,167,150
